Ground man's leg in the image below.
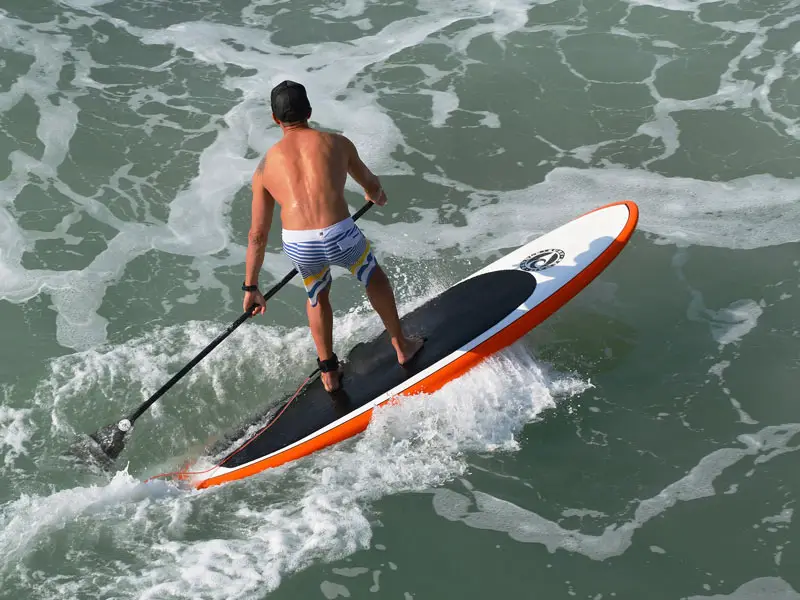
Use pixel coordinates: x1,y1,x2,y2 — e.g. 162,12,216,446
365,266,424,365
306,286,341,391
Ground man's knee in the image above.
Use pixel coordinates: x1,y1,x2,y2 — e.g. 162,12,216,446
310,284,332,308
366,265,386,289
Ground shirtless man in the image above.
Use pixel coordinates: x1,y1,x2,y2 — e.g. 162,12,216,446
242,80,424,392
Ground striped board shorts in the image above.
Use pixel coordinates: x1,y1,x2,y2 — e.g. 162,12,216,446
282,217,378,307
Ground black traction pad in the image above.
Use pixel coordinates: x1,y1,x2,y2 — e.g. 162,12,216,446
218,269,536,469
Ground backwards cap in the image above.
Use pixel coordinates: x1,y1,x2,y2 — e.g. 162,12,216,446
270,80,312,123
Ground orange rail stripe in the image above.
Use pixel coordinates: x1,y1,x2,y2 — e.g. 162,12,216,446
194,201,638,489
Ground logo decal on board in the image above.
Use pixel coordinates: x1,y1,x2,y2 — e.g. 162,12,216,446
519,249,565,272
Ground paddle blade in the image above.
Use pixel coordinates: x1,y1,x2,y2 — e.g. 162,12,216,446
66,433,116,471
68,419,132,469
90,420,132,458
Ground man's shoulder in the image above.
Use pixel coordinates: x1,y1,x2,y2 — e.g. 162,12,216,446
253,146,278,182
307,130,354,156
327,131,355,153
314,129,346,145
257,143,283,171
254,151,269,177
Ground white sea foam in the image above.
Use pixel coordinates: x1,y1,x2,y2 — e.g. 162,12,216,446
37,317,321,442
0,469,172,572
424,88,460,128
139,350,580,600
708,360,757,425
761,508,793,526
432,423,800,560
685,577,800,600
1,1,798,598
3,0,518,349
1,0,798,352
58,0,116,6
670,246,769,353
707,300,764,347
312,0,367,19
622,0,719,12
0,14,163,349
570,1,800,164
320,581,353,599
6,342,584,599
0,405,35,467
405,168,800,262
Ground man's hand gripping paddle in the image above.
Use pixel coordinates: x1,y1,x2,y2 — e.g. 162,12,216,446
69,202,374,469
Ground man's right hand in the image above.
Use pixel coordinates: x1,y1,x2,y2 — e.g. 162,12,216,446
244,289,267,316
366,187,387,206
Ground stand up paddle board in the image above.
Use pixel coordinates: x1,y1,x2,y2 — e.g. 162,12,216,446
181,200,638,489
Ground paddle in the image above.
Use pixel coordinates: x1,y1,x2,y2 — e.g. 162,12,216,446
71,201,374,468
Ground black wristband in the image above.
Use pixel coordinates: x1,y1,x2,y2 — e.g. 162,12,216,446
242,282,259,292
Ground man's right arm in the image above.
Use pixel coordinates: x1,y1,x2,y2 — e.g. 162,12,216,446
340,135,387,206
243,158,275,315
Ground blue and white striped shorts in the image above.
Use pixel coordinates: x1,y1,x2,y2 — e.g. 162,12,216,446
282,217,378,307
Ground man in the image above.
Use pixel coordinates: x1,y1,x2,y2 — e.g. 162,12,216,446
242,80,424,392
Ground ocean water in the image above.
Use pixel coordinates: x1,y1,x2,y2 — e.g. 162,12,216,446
1,0,799,598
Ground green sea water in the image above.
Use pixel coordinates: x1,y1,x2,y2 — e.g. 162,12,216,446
1,0,799,598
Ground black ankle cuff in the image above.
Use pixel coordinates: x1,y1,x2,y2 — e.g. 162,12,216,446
317,353,339,373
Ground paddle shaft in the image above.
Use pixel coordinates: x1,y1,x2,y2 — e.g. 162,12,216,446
125,201,374,425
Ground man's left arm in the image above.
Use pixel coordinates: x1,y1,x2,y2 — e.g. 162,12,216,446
243,162,275,314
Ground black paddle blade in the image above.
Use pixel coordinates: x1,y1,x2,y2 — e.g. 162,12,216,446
90,420,131,459
67,420,132,469
66,434,116,471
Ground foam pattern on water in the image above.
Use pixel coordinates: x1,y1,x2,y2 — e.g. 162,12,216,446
0,404,35,469
685,577,800,600
33,290,427,458
1,343,583,598
0,0,798,350
432,423,800,559
413,168,800,262
32,318,326,473
0,0,798,597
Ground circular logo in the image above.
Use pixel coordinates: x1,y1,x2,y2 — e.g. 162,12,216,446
519,249,565,272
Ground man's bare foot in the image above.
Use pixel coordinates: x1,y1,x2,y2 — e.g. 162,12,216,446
321,368,342,393
393,336,424,366
317,354,343,393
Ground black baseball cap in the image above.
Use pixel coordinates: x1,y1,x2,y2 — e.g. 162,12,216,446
270,80,312,123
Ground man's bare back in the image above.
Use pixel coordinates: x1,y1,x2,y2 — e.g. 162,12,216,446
260,128,385,231
243,80,422,392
